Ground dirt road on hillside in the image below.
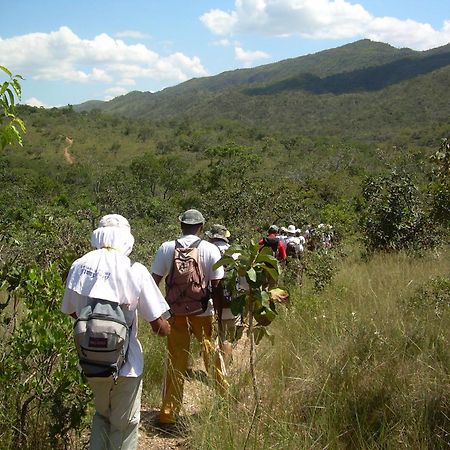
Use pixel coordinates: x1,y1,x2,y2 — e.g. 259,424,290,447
64,137,75,164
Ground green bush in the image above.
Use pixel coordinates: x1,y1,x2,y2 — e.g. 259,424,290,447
360,170,433,252
0,262,91,449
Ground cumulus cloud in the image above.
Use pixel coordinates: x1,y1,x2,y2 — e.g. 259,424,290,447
104,86,129,100
235,46,270,67
200,0,450,50
23,97,47,108
367,17,450,50
0,26,208,87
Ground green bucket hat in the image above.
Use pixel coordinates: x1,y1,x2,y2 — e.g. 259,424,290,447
205,224,230,242
178,209,205,225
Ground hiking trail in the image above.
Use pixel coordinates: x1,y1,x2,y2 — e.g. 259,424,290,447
137,336,250,449
64,136,75,164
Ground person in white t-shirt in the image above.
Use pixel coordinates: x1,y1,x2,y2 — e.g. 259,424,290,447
61,214,170,450
285,224,302,257
151,209,228,428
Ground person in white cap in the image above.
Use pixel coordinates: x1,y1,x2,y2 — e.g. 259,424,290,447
284,224,302,258
151,209,228,429
61,214,171,450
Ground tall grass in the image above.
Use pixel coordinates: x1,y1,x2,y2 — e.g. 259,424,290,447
187,249,450,449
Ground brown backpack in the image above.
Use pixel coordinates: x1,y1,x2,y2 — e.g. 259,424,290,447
165,239,209,316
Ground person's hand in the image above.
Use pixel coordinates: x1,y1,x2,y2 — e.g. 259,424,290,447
150,317,171,336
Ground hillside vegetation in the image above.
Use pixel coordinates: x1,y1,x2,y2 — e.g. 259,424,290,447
74,39,450,142
0,39,449,449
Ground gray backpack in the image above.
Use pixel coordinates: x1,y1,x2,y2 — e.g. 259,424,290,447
73,298,133,379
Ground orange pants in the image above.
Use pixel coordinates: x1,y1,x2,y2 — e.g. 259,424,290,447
159,315,228,424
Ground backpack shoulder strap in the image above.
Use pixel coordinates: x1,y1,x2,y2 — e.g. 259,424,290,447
190,238,202,249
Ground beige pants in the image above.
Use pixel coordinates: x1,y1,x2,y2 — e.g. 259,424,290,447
87,375,142,450
159,315,228,424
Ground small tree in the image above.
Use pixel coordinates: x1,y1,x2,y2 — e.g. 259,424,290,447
360,170,429,252
215,242,288,447
0,66,26,149
429,138,450,226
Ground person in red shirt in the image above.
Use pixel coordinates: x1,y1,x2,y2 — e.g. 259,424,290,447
258,225,287,261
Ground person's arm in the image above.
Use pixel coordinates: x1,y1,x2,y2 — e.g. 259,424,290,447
278,240,287,260
150,316,171,336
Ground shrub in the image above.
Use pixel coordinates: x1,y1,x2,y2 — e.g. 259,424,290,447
360,170,433,252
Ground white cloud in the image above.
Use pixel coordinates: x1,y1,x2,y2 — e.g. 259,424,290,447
104,86,129,99
115,30,151,39
211,38,233,47
367,17,450,50
0,26,208,87
200,8,239,35
200,0,450,50
23,97,47,108
235,46,270,67
117,78,136,86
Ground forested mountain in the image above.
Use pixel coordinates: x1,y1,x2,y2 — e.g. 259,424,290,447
74,39,450,141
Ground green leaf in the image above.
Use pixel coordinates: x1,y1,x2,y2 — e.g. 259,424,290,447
0,81,8,96
12,79,22,98
255,251,279,268
0,65,12,77
14,117,26,132
10,125,23,146
251,325,275,344
213,255,236,270
230,294,246,316
5,88,15,109
246,267,257,282
261,265,279,281
261,290,270,308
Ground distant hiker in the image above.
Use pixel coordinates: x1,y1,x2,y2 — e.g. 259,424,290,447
285,224,302,258
151,209,228,428
61,214,171,450
259,225,287,261
321,223,335,250
279,226,288,246
296,228,306,252
205,223,240,369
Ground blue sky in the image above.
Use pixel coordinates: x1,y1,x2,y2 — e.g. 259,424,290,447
1,0,449,107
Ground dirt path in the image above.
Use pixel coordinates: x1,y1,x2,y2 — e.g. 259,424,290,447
64,136,75,164
137,337,250,449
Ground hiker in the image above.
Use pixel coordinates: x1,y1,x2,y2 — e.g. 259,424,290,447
295,228,306,254
205,223,241,369
278,226,288,246
151,209,228,428
61,214,171,450
285,224,302,258
259,225,287,261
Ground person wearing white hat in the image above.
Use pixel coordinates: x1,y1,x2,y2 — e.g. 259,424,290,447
285,224,302,257
61,214,171,450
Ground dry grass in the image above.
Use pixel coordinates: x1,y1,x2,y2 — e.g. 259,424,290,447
172,248,450,449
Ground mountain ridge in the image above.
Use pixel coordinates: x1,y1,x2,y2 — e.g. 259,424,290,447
73,39,450,140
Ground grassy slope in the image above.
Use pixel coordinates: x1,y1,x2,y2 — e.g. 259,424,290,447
163,248,449,449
